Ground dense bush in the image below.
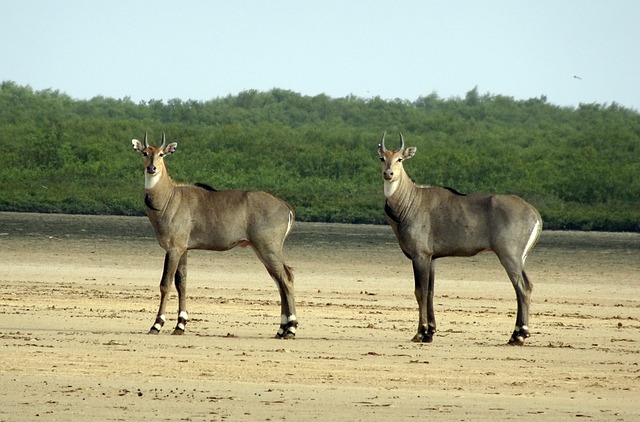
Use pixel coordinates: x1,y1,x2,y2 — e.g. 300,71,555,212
1,81,638,231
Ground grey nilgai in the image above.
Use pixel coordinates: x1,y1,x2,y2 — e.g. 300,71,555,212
378,133,542,345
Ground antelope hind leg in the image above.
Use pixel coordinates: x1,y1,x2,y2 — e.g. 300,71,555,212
254,247,297,339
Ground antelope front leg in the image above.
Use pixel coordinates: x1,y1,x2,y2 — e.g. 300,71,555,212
172,252,188,335
148,250,182,334
411,256,436,343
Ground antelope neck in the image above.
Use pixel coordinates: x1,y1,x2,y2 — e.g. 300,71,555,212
144,172,173,212
384,172,416,219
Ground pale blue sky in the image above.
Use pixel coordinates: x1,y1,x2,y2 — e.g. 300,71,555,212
2,1,639,110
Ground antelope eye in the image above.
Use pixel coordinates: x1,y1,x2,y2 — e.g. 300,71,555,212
397,158,403,162
379,157,385,162
142,152,148,157
159,153,165,158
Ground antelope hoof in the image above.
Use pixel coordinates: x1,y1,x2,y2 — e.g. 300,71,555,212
149,316,165,334
171,327,185,336
508,335,525,346
411,333,433,343
508,328,530,346
275,322,298,339
275,315,298,339
411,330,434,343
275,331,296,340
275,327,296,339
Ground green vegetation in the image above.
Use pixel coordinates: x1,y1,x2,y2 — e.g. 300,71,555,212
1,82,638,231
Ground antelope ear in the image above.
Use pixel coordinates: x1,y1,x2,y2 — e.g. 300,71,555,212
403,147,417,159
164,142,178,155
377,144,385,157
132,139,144,153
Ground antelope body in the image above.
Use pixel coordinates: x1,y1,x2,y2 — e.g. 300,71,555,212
378,133,542,345
132,133,298,338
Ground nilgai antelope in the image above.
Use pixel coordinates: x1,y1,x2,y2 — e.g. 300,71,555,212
132,132,298,338
378,133,542,345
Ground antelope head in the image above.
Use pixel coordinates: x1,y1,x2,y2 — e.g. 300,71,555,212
377,132,416,185
132,132,178,189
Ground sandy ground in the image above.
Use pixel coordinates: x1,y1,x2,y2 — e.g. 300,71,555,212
0,211,638,421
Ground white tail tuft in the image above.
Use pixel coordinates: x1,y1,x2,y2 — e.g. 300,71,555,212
522,219,541,264
285,210,294,238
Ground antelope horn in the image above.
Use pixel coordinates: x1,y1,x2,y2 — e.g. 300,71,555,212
160,132,166,150
143,131,149,148
399,132,405,152
379,132,387,153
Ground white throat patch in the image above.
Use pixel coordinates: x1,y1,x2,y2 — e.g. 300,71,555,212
384,180,400,198
145,172,161,190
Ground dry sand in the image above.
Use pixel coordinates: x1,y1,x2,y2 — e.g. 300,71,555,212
0,212,638,421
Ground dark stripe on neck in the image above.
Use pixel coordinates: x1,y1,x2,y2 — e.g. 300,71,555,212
384,200,402,224
145,194,161,211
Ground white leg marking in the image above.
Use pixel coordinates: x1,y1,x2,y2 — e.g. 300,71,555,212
521,325,529,332
178,311,188,321
153,314,166,331
177,323,186,331
279,314,296,336
522,219,541,264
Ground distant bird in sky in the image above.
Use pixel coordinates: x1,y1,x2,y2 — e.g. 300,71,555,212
572,74,582,80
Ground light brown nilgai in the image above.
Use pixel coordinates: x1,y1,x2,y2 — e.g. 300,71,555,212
132,132,297,338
